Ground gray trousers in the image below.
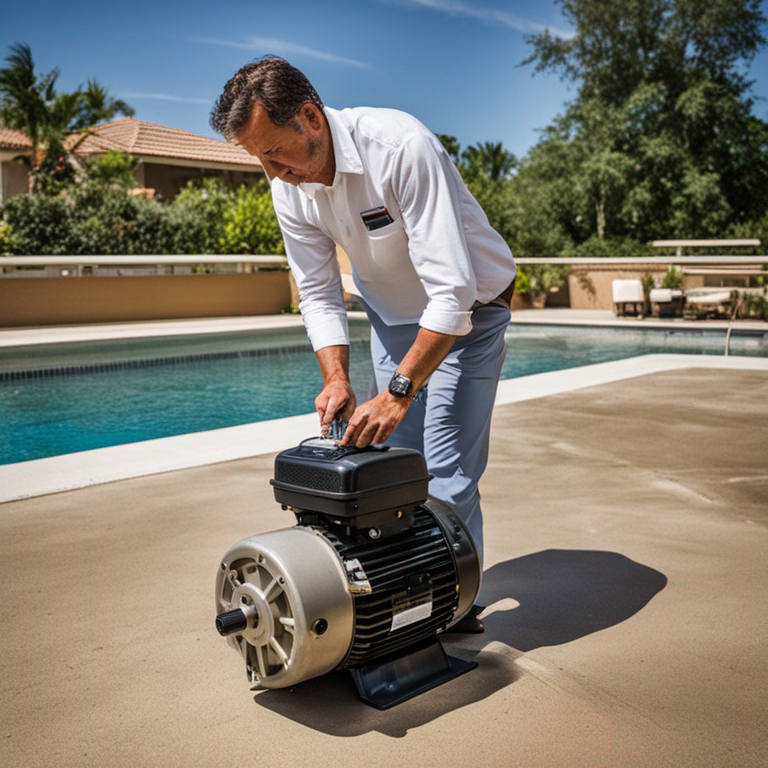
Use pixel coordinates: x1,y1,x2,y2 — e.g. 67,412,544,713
364,301,511,564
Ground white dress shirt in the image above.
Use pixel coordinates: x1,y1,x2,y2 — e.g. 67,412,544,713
271,106,516,351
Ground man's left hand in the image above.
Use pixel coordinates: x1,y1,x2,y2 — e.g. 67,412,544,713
339,391,412,448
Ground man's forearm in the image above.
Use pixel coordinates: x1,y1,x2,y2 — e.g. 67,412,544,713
315,344,350,385
394,328,458,394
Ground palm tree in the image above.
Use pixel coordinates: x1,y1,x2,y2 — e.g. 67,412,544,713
73,80,134,133
0,43,56,172
462,141,517,181
0,42,134,189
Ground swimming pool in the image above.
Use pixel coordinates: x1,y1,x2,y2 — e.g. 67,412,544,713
1,322,766,465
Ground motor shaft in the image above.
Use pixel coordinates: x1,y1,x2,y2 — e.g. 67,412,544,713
216,608,251,636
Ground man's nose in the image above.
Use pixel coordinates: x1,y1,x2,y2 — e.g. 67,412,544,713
265,158,291,180
272,164,295,182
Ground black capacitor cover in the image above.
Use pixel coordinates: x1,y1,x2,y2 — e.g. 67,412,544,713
270,441,431,519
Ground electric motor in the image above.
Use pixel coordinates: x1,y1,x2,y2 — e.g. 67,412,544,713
215,437,481,708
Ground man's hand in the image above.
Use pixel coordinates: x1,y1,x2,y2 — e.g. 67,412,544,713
315,378,356,435
316,328,456,445
338,326,457,448
339,390,411,448
314,345,355,435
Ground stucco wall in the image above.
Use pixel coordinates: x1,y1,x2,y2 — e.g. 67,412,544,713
0,159,29,204
567,265,670,309
0,272,292,327
141,163,264,201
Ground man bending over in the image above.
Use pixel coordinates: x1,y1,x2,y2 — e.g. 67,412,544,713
211,57,516,586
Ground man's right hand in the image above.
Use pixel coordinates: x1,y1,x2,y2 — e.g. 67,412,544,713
315,378,356,436
314,344,355,436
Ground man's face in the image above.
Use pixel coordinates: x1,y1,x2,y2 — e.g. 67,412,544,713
235,102,334,186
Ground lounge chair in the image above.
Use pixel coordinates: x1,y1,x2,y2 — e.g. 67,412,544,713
684,289,734,320
612,279,644,316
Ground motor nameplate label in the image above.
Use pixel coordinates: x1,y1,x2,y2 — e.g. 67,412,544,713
390,588,433,632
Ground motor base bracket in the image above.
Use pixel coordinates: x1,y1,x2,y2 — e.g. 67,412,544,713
349,637,477,710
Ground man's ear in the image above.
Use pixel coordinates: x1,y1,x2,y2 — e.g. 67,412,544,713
302,103,323,130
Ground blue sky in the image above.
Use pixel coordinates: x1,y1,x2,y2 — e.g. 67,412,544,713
2,0,768,160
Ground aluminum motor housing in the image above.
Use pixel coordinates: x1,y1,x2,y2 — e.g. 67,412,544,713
215,441,480,691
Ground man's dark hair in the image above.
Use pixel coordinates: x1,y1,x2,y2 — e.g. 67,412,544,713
210,56,324,139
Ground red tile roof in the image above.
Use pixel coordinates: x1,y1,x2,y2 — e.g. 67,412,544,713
2,119,263,172
70,118,263,171
0,127,32,150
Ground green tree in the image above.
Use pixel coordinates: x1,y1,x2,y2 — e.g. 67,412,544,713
524,0,766,106
434,134,525,256
512,128,585,250
0,43,56,178
0,42,134,190
522,0,768,239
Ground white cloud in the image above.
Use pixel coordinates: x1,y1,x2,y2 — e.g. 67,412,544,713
121,92,212,105
194,36,376,70
386,0,574,39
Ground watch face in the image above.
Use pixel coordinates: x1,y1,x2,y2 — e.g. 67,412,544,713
389,372,411,397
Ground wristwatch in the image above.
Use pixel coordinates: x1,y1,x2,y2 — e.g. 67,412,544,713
388,371,413,399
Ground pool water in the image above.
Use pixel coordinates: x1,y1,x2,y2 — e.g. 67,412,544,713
499,325,767,377
1,324,766,465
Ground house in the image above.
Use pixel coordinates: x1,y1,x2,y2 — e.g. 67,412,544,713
0,118,265,204
0,127,31,203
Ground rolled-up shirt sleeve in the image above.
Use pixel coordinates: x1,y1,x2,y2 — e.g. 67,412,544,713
273,190,349,351
391,133,476,336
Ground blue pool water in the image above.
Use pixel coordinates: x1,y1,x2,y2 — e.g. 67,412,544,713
1,323,766,465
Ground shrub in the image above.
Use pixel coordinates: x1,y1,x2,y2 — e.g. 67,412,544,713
170,178,233,254
218,183,285,255
0,221,12,254
1,171,286,256
81,151,138,188
514,270,531,294
1,193,74,254
661,265,684,290
641,272,656,300
524,264,571,298
742,290,768,320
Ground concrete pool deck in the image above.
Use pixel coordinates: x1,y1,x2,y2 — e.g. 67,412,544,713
2,312,767,766
1,364,766,767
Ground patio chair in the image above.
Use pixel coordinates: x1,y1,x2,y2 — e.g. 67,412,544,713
612,279,644,317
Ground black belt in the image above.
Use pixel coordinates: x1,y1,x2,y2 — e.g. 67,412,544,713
471,278,516,311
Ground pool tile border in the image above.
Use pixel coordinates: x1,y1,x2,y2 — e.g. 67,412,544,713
0,339,370,380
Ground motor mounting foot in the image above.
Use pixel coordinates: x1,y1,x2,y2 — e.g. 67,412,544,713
349,637,477,710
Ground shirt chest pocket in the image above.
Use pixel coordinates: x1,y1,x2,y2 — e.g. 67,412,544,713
365,216,410,272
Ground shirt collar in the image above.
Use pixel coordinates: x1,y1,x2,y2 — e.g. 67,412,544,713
299,107,363,199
